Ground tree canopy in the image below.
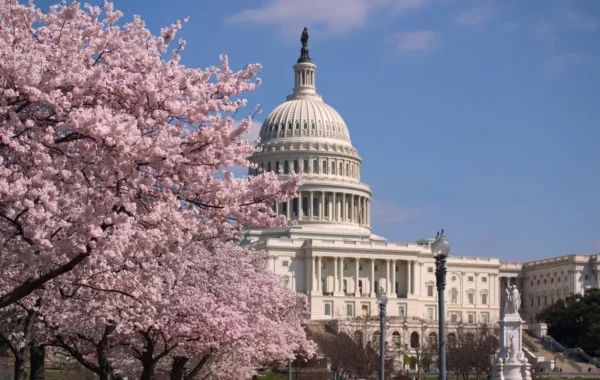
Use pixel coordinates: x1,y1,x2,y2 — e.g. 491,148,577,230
536,288,600,356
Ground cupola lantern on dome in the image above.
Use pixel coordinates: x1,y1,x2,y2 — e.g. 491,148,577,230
248,28,373,235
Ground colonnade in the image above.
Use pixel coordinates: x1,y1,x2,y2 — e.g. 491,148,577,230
308,256,418,298
257,156,360,180
274,191,370,225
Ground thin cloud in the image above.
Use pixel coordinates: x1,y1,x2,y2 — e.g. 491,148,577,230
546,53,588,71
389,30,440,54
563,11,599,31
370,201,425,223
532,21,554,38
455,5,495,26
226,0,429,38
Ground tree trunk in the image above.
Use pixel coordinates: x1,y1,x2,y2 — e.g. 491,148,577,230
170,356,188,380
13,355,26,380
139,363,155,380
29,345,45,380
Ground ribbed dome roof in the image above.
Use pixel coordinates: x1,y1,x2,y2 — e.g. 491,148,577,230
259,98,351,143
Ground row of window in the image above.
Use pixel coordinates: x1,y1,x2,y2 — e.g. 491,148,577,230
261,119,347,139
426,267,489,283
255,158,360,179
530,288,571,308
425,285,489,305
530,273,591,287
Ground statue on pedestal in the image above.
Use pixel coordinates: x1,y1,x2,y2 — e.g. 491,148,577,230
504,285,521,315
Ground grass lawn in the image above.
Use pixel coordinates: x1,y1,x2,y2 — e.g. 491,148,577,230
258,373,287,380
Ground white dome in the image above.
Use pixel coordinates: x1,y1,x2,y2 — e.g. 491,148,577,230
259,98,351,144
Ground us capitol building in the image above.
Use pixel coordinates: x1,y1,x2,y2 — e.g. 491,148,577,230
245,30,600,336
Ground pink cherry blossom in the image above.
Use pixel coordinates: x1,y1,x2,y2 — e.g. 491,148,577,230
0,1,312,379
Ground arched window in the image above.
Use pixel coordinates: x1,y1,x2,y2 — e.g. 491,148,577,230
324,198,329,217
343,279,348,293
354,331,364,346
292,198,299,217
322,160,327,174
281,202,287,216
346,163,349,176
447,333,457,347
466,332,475,344
293,160,299,174
410,332,420,348
450,288,458,304
313,160,318,174
393,331,401,346
275,161,280,173
267,162,272,172
331,162,336,175
428,332,438,346
303,160,309,173
339,162,343,176
284,160,289,174
302,197,308,216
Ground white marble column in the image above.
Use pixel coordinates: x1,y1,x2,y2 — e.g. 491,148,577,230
355,258,360,296
474,273,479,306
317,256,322,292
491,274,496,306
391,259,397,297
310,256,316,293
334,257,339,294
411,261,415,295
333,193,337,221
416,262,422,296
339,257,344,294
371,258,376,296
386,259,390,293
342,194,346,222
287,199,292,219
407,260,412,295
309,191,314,219
320,192,325,220
298,192,303,219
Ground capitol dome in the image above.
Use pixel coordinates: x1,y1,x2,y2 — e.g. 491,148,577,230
249,28,372,237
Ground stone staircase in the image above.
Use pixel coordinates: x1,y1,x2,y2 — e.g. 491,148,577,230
522,335,579,372
523,334,598,373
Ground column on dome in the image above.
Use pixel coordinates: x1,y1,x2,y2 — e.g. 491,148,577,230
328,193,333,221
354,258,360,296
350,195,354,223
320,192,325,220
342,194,346,222
287,199,292,219
309,191,314,219
308,256,315,293
370,258,376,296
332,193,337,221
297,191,303,219
391,259,397,297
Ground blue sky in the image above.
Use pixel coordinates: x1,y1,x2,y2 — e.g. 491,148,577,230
36,0,600,261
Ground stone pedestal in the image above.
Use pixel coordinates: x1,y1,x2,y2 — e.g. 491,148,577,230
491,313,532,380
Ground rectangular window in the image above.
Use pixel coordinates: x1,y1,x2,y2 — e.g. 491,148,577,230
303,160,309,173
284,161,290,174
346,303,354,317
468,293,474,304
427,285,434,297
481,313,489,323
468,313,475,324
324,303,332,316
321,262,325,269
482,277,487,283
282,260,289,267
450,313,458,322
468,276,474,282
399,305,405,317
428,267,434,273
427,307,434,320
481,294,488,305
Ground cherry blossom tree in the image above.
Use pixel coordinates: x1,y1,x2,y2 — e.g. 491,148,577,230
0,1,313,379
0,0,297,309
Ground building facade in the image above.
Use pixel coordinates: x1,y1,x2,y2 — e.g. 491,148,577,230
246,32,599,331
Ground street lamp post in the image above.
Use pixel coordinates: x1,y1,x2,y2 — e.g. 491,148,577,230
377,289,389,380
432,230,451,380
